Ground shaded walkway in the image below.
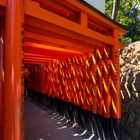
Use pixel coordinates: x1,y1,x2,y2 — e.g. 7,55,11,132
24,99,97,140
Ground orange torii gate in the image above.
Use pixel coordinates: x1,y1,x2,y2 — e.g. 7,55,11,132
0,0,127,140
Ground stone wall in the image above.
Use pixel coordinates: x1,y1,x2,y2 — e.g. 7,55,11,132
121,41,140,140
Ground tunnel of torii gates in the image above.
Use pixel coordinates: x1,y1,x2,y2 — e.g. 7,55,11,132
0,0,127,140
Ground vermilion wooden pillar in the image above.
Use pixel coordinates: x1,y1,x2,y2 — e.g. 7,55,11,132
4,0,24,140
0,20,4,140
112,29,121,119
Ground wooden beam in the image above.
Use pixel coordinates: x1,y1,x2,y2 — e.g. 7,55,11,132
25,42,82,54
24,53,62,59
24,46,78,58
25,37,95,53
24,16,105,47
24,24,96,48
24,56,55,61
24,58,52,63
25,0,113,45
24,31,94,52
24,61,47,65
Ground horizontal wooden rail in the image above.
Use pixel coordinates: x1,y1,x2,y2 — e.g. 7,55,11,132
25,42,82,54
24,31,94,53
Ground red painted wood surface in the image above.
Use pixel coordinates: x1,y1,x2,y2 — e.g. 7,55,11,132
28,45,120,119
0,18,4,140
4,0,24,140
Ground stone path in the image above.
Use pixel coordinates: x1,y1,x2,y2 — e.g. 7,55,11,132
24,99,98,140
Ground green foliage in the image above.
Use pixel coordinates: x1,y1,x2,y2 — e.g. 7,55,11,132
105,0,140,45
120,36,132,45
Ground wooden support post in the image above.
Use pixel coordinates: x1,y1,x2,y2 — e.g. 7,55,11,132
91,51,97,114
111,29,121,119
4,0,24,140
0,20,4,140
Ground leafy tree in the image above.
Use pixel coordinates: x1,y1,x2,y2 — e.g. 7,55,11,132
105,0,140,44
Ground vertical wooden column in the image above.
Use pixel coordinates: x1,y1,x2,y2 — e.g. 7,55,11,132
91,51,97,114
103,47,111,119
4,0,24,140
111,30,121,140
111,29,121,119
0,19,4,140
